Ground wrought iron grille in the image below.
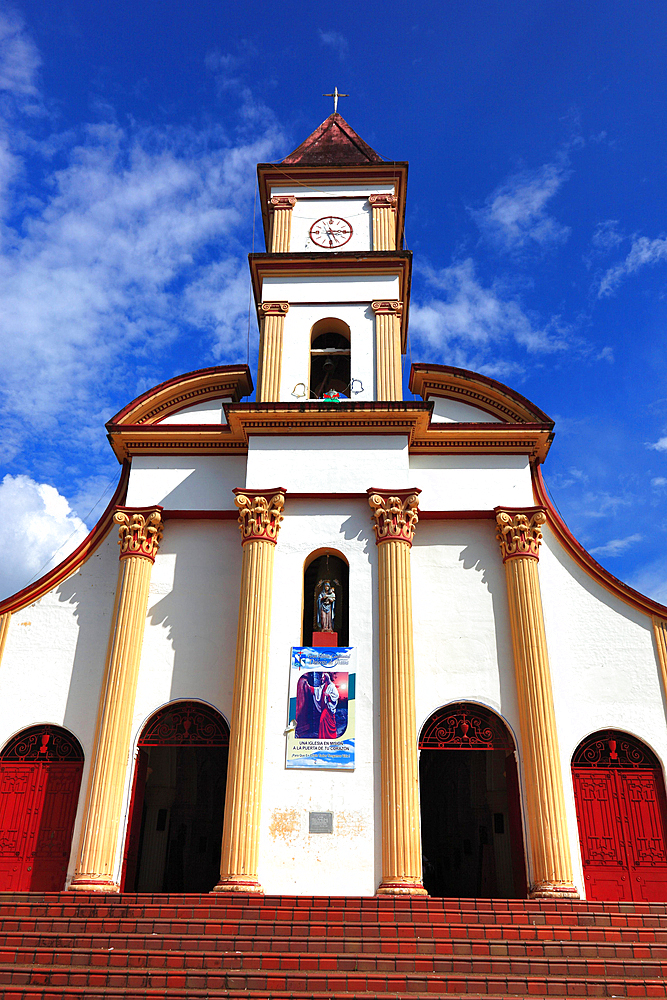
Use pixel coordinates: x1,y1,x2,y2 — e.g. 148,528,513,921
1,725,84,762
139,701,229,747
419,702,514,750
572,730,660,769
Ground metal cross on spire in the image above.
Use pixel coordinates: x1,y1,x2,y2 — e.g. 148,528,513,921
323,86,349,113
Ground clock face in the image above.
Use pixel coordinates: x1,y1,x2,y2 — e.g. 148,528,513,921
309,216,353,249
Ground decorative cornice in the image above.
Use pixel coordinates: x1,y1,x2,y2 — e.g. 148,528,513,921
369,193,397,209
367,488,421,546
371,299,402,316
409,363,554,426
233,488,286,545
495,507,546,562
259,301,289,316
115,507,164,563
269,195,296,210
108,365,253,427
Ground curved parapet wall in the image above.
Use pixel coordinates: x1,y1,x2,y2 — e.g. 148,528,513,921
0,461,130,617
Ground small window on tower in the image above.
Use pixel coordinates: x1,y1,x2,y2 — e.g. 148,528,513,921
309,319,351,399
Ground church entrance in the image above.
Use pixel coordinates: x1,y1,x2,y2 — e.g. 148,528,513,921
0,725,84,891
122,701,229,893
572,731,667,902
419,703,527,898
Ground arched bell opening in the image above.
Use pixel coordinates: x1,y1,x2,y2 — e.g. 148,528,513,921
0,724,84,891
571,729,667,902
309,317,351,399
302,549,349,648
419,702,527,898
121,701,229,893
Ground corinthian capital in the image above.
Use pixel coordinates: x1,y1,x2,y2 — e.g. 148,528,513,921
495,507,547,561
233,488,286,545
114,507,163,562
367,488,421,546
371,300,402,316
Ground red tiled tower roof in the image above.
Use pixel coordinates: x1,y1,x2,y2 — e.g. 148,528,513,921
281,113,384,165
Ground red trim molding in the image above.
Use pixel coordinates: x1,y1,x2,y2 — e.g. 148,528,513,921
0,462,130,617
533,464,667,619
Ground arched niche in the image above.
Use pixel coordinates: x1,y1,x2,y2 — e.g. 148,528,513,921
0,724,84,891
302,548,349,647
419,702,527,898
309,317,351,398
571,729,667,902
121,701,229,893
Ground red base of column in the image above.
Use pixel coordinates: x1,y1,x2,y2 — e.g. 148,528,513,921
69,877,120,893
529,879,580,899
376,877,428,896
312,632,338,647
213,875,264,894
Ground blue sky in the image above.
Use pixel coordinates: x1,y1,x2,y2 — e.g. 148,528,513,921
1,0,666,603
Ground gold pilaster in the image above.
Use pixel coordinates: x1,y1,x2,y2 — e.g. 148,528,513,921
653,618,667,706
495,506,579,899
71,507,163,892
269,195,296,252
257,301,289,402
368,488,426,896
215,488,286,893
372,300,403,401
369,193,397,251
0,612,10,664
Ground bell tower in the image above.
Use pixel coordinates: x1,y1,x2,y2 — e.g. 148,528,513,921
253,113,411,402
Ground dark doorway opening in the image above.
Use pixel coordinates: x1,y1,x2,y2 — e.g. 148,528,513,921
0,725,84,891
122,702,229,893
303,552,349,647
419,703,527,898
572,730,667,902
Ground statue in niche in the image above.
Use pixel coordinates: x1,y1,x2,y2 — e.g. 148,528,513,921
315,578,339,632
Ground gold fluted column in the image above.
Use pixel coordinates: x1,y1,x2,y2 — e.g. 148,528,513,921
653,618,667,706
368,488,427,896
369,193,397,250
0,613,10,665
71,506,163,892
215,488,286,893
257,301,289,402
495,507,579,899
372,300,403,401
269,195,296,252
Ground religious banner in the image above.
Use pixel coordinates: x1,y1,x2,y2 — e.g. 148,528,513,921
287,647,356,770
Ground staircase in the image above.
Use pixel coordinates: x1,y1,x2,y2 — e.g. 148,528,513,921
0,893,666,998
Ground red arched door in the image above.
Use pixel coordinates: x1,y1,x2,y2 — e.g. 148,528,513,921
122,701,229,893
419,703,527,898
0,725,84,891
572,731,667,902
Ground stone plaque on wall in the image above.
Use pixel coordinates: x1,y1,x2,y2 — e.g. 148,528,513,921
309,811,333,834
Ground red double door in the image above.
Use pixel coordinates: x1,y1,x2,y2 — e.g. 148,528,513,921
573,766,667,902
0,758,83,891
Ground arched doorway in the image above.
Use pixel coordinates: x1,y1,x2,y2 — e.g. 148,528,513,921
572,730,667,902
309,318,351,398
419,703,527,898
302,550,349,648
122,701,229,893
0,725,84,891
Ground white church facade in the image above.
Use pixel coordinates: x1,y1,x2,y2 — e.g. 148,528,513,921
1,113,667,903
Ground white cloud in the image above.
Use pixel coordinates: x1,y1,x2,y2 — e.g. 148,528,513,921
318,30,348,60
472,160,571,252
652,477,667,487
647,437,667,452
630,558,667,607
0,12,40,99
0,474,88,600
590,533,642,557
410,258,566,364
591,219,623,252
599,235,667,297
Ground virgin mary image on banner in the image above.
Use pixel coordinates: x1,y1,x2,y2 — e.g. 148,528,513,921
287,647,356,770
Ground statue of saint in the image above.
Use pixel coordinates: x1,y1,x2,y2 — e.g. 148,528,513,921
315,579,338,632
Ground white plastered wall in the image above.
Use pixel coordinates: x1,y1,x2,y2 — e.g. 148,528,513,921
262,274,401,401
157,397,232,424
126,456,247,510
428,396,503,423
410,454,534,511
268,183,395,254
257,499,380,895
538,526,666,898
0,533,120,884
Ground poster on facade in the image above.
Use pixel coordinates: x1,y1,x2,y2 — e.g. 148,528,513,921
286,647,356,770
